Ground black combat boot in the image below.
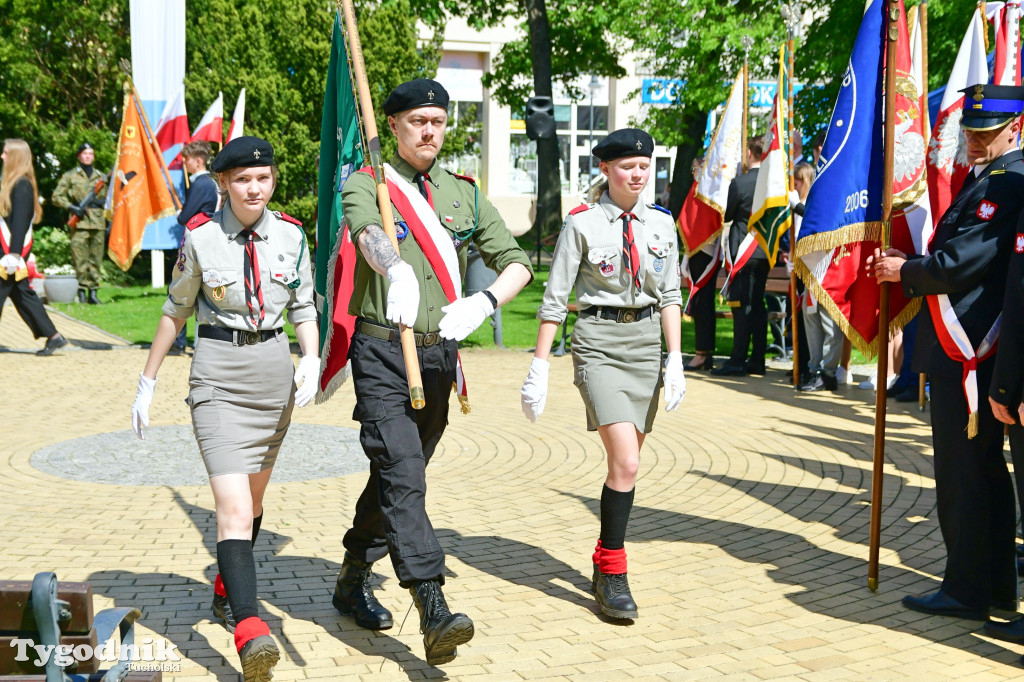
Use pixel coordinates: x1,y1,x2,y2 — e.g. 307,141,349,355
592,564,638,620
212,593,237,632
332,553,393,629
87,288,101,304
76,288,86,303
409,580,474,666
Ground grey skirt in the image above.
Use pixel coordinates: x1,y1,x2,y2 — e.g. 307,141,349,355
570,311,663,433
187,331,295,477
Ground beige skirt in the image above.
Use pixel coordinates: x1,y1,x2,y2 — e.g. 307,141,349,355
187,331,295,477
570,311,663,433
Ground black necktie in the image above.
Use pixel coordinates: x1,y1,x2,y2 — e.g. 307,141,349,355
241,229,264,329
415,172,433,207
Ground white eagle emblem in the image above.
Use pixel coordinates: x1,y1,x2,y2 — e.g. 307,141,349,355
893,109,925,185
977,199,997,221
928,108,969,177
1016,233,1024,254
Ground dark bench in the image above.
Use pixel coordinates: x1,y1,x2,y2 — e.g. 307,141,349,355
714,266,792,358
0,573,159,682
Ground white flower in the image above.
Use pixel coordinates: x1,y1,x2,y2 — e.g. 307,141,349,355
43,264,76,276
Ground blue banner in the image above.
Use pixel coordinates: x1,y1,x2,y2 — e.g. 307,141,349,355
642,78,805,108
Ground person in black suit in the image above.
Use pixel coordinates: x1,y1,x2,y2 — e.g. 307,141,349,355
870,84,1024,622
712,137,768,376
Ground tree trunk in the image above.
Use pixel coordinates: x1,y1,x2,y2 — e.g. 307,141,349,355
523,0,562,241
668,109,709,220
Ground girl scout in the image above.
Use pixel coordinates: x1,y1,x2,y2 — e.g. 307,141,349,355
521,128,685,620
130,136,319,681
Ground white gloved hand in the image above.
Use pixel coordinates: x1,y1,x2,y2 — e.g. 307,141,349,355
0,254,21,275
293,355,320,408
663,351,686,412
785,259,795,275
788,189,801,210
132,373,157,439
521,357,550,422
385,262,420,328
438,291,495,341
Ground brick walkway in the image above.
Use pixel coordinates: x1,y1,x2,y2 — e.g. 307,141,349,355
3,341,1022,680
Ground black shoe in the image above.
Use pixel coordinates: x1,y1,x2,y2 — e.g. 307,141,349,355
409,580,474,666
87,288,101,305
36,334,69,356
901,589,987,620
212,593,236,632
76,288,86,303
592,563,638,619
710,363,747,377
799,373,826,392
332,553,393,630
238,634,280,682
686,353,714,371
984,617,1024,643
744,362,766,376
893,387,919,402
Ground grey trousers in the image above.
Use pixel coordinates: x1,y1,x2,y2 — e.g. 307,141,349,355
802,300,842,376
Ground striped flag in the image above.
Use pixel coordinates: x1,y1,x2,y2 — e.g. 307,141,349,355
192,92,224,145
988,2,1022,86
227,88,246,141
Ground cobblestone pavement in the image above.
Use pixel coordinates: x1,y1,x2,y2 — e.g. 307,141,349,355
4,346,1023,680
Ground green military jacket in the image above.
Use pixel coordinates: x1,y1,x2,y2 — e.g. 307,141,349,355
342,155,533,334
52,166,107,231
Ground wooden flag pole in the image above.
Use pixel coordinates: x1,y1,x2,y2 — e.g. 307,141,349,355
918,0,930,412
787,38,799,387
869,0,900,592
742,54,750,174
338,0,426,410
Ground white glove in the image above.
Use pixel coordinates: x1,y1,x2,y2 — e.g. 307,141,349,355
438,291,495,342
521,357,550,422
785,258,795,275
788,189,801,210
385,262,420,328
663,351,686,411
0,254,21,275
293,355,320,408
132,373,157,439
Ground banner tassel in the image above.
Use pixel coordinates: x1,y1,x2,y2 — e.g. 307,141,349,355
967,410,979,439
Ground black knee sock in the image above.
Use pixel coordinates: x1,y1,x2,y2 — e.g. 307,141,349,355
599,484,635,551
217,539,259,623
251,514,263,547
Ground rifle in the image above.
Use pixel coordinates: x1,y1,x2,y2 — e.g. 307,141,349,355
67,174,108,229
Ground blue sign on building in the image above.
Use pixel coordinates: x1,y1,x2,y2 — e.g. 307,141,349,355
642,78,805,109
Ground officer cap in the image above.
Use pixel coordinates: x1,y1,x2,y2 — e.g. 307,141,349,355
959,83,1024,131
210,136,275,173
592,128,655,162
383,78,449,116
76,142,94,155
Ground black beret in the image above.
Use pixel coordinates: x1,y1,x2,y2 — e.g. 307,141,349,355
592,128,654,161
959,83,1024,131
76,142,94,154
210,136,275,173
383,78,449,116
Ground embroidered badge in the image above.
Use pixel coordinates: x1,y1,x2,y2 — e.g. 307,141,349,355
977,199,998,221
177,251,187,272
452,235,465,249
1016,233,1024,254
599,260,615,276
395,221,409,241
212,285,226,301
202,270,223,287
444,215,454,222
653,257,665,273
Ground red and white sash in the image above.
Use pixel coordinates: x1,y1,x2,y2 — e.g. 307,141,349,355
721,231,757,297
925,293,1000,438
0,215,30,281
377,164,471,412
682,240,722,315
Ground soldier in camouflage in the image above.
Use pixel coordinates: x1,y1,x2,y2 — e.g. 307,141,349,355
52,142,107,304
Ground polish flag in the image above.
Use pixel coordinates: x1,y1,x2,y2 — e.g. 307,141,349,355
227,88,246,141
926,9,987,223
988,2,1022,86
154,87,189,152
192,92,224,145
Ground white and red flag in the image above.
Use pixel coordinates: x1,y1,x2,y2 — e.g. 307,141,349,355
227,88,246,142
988,2,1022,86
192,92,224,145
154,87,189,152
927,9,987,224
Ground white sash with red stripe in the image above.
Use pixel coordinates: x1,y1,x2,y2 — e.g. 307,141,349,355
682,240,722,315
925,293,1000,438
721,231,757,297
381,164,471,410
0,215,30,281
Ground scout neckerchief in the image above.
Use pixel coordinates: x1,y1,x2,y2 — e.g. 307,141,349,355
923,163,1000,439
240,228,265,329
620,212,642,294
359,164,471,413
682,240,722,316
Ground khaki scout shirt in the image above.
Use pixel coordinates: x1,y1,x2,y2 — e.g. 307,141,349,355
342,155,533,333
52,166,107,231
538,192,682,323
163,204,316,329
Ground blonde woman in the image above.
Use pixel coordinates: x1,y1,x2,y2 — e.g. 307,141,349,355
0,139,67,355
521,128,685,619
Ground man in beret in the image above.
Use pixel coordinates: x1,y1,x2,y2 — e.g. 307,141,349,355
870,83,1024,625
330,77,533,666
52,142,108,304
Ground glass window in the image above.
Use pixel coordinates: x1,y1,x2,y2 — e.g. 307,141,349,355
576,105,608,132
554,104,571,130
508,133,572,194
457,101,483,124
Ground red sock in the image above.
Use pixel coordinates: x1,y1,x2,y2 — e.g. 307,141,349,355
594,541,628,574
214,574,227,597
592,540,603,566
234,617,270,652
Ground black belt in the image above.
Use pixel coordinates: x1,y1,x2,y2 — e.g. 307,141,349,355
198,325,282,346
356,318,444,347
578,305,655,323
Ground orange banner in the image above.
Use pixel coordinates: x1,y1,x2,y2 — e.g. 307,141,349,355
107,89,181,270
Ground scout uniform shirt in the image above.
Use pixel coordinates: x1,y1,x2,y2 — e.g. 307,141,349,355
163,204,316,329
52,166,107,231
538,192,682,323
342,155,533,334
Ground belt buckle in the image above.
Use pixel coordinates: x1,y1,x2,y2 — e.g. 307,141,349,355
620,309,636,323
244,331,260,345
421,332,439,347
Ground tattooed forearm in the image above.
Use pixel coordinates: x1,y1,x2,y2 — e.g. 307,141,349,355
358,225,402,275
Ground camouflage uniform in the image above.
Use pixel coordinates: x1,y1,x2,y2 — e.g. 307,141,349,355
52,166,107,289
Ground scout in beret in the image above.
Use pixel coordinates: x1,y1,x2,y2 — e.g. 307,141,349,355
523,125,684,621
210,135,276,173
382,78,450,116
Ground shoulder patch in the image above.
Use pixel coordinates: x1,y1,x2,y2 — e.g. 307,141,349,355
186,212,213,231
453,172,476,184
648,203,672,216
976,199,998,221
569,204,592,216
276,211,303,227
